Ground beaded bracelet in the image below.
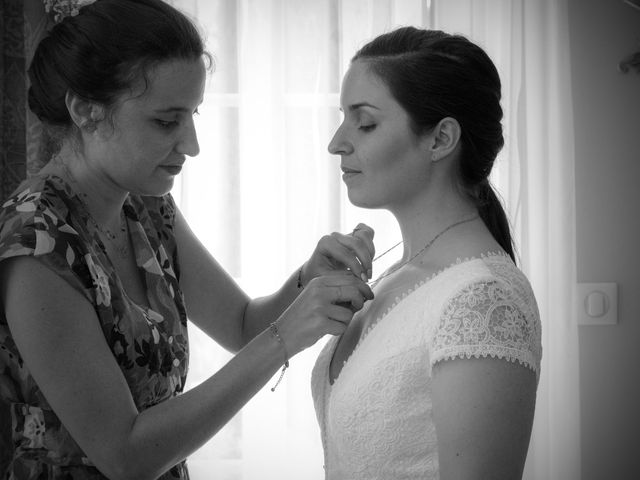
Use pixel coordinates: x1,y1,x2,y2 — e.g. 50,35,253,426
269,322,289,392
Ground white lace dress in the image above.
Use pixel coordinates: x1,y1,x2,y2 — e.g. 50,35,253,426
311,254,542,479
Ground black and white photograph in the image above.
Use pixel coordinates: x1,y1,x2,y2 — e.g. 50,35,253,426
1,1,639,479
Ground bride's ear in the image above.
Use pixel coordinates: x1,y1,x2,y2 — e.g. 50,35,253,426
427,117,461,163
65,90,105,132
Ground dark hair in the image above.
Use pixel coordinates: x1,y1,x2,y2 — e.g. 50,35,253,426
353,26,516,263
28,0,211,130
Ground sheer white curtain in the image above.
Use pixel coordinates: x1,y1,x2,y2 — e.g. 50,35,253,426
171,1,580,479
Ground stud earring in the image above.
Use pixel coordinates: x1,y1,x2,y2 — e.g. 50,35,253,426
80,120,97,133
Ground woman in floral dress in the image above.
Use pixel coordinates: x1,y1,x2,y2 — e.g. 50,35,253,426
0,1,374,478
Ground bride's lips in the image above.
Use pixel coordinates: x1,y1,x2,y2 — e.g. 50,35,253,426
341,166,361,181
159,165,183,175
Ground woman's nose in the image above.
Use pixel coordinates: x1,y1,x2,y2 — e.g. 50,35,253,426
327,124,353,156
177,118,200,157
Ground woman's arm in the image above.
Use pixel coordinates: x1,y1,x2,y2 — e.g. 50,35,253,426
431,357,537,480
1,256,370,480
175,208,375,350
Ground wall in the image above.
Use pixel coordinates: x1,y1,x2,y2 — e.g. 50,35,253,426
568,0,640,478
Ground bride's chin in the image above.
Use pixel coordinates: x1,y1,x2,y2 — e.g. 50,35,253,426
347,193,379,210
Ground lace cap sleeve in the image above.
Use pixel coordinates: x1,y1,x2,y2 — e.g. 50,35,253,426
430,278,541,378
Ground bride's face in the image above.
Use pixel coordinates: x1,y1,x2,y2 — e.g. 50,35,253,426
328,60,432,210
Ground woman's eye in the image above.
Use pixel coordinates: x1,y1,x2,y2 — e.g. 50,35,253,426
155,119,179,129
359,124,376,132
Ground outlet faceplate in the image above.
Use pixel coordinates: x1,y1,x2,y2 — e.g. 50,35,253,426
577,283,618,326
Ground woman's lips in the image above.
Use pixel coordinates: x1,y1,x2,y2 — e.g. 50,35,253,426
341,167,361,182
160,165,183,175
342,172,362,183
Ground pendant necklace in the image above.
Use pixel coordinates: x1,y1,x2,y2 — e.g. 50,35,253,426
94,212,130,260
367,214,480,287
55,158,130,259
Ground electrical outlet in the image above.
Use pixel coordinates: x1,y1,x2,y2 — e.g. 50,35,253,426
577,283,618,326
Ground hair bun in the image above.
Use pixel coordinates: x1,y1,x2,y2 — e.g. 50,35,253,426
44,0,97,24
30,0,209,130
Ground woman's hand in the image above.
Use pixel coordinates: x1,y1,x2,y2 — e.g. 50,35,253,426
276,271,374,355
300,223,375,286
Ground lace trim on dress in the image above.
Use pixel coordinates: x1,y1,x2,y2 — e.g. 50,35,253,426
430,273,541,378
334,252,514,378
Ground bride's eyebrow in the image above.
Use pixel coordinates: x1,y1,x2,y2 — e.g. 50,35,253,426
349,102,380,111
339,102,381,113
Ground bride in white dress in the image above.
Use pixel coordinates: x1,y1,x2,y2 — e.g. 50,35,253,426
311,27,542,480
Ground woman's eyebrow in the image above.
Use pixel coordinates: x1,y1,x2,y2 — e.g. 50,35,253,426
339,102,381,113
154,99,204,114
153,107,191,113
348,102,380,111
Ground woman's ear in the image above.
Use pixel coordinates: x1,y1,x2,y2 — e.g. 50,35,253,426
428,117,461,163
65,91,105,132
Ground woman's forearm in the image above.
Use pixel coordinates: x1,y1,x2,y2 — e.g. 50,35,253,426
116,327,286,479
240,266,303,345
3,256,368,480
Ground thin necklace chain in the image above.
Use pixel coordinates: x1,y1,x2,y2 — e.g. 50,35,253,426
368,214,479,286
54,157,129,257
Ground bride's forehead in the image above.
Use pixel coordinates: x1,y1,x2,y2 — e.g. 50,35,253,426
341,63,393,104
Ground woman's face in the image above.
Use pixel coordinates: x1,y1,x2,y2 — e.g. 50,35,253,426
88,57,206,197
328,60,432,210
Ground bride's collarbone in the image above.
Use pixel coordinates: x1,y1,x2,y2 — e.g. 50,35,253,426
329,271,423,382
337,263,442,342
350,273,421,334
372,263,436,296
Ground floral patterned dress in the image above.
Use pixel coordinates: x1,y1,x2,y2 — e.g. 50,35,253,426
0,174,190,479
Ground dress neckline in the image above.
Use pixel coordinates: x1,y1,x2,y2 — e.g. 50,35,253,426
45,173,158,313
327,251,513,387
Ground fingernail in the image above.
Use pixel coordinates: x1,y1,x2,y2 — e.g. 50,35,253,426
361,273,368,282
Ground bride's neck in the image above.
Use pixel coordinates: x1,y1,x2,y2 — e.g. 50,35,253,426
392,193,477,261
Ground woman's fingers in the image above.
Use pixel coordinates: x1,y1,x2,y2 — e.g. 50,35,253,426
315,272,374,303
322,227,375,280
303,223,376,285
277,272,373,353
334,232,375,281
352,223,375,243
352,224,375,272
322,313,353,336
